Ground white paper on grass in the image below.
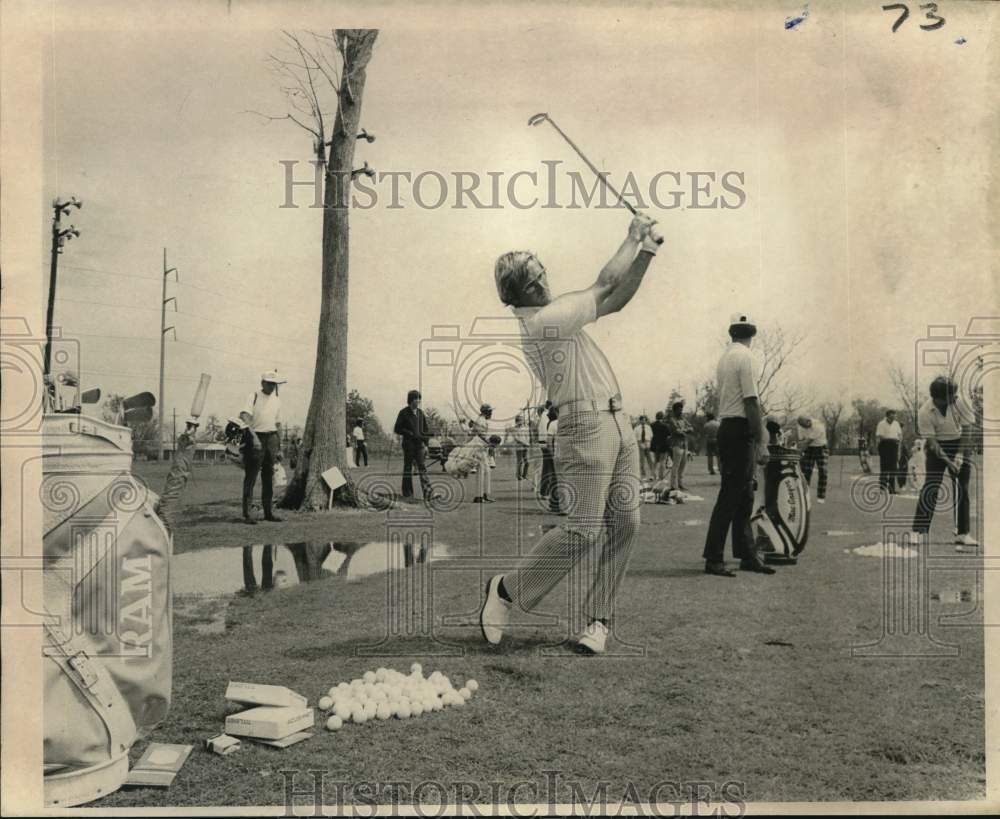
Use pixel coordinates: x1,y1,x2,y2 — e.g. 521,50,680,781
322,466,347,491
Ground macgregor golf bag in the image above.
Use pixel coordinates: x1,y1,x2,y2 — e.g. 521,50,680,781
444,435,501,478
752,447,811,563
42,414,175,807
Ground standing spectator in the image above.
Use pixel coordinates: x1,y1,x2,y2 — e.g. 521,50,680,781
239,371,286,525
910,376,977,551
665,398,693,491
796,415,829,504
352,419,369,467
470,403,498,503
538,405,561,513
288,435,301,470
393,389,438,502
875,409,902,494
633,414,655,480
702,313,773,577
508,412,531,481
703,413,721,475
650,411,671,480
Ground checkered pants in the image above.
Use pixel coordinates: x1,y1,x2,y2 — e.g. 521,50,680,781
505,409,641,623
799,445,829,499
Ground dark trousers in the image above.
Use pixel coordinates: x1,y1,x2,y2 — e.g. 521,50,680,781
913,439,971,535
354,440,368,466
706,440,718,474
515,447,529,479
402,442,433,498
703,418,756,563
243,431,279,518
877,439,899,493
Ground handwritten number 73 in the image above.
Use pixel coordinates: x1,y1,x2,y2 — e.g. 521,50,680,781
882,3,946,33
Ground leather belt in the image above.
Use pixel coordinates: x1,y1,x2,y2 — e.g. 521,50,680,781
556,395,623,414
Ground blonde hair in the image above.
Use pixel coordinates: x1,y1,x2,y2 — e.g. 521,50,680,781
494,251,538,306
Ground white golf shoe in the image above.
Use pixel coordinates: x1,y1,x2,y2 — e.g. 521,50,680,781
955,534,978,552
575,620,609,655
480,575,511,645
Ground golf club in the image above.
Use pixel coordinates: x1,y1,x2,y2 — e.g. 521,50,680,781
528,112,663,244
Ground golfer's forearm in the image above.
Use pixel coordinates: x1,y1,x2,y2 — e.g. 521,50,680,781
596,236,641,289
744,398,764,445
596,250,654,316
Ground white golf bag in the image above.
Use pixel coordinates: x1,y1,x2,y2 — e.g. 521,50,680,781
42,415,175,807
752,448,811,563
444,435,501,479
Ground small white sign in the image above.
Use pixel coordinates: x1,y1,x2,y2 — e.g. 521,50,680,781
321,466,347,491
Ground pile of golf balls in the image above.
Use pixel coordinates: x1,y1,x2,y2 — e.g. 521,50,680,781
320,663,479,731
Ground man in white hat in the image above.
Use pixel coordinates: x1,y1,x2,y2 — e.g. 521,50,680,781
479,213,661,654
702,313,773,576
239,370,286,524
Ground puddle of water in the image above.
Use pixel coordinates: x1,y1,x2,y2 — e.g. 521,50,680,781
173,541,452,597
850,542,918,559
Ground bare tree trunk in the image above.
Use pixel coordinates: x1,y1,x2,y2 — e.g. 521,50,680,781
281,29,378,511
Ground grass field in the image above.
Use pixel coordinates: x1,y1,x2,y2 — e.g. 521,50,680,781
97,453,985,808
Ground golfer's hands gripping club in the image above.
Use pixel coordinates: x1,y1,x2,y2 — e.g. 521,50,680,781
628,213,665,252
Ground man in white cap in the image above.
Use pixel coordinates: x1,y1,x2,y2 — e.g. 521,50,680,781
702,313,773,576
479,213,661,654
239,370,285,524
470,403,499,503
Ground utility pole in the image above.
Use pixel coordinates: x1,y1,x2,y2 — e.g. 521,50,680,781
44,197,83,379
159,248,178,460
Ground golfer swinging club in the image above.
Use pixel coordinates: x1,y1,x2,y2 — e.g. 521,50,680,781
480,214,662,654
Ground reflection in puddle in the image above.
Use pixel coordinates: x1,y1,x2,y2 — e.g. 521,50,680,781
174,541,452,597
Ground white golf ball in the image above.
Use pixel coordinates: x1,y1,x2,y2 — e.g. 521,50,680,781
376,701,392,720
458,687,472,701
352,708,367,724
466,679,479,693
432,698,444,712
363,701,377,719
351,678,364,689
375,667,388,681
453,695,466,707
334,702,352,720
410,662,423,675
327,687,339,699
337,682,351,692
318,696,333,711
326,715,343,731
397,704,412,719
363,670,376,683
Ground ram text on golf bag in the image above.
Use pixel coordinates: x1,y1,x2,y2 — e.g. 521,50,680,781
42,415,175,807
751,447,811,563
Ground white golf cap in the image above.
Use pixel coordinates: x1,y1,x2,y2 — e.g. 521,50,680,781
261,370,287,384
728,311,756,329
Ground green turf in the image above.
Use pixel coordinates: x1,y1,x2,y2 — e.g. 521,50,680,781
96,455,984,808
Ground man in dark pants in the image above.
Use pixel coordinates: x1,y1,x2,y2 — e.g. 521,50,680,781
239,371,285,524
703,313,773,576
910,376,977,552
875,408,902,494
393,389,438,501
352,419,369,466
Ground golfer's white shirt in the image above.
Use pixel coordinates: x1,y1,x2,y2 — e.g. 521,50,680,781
352,426,366,441
716,342,758,419
917,398,962,442
513,290,620,409
244,391,282,433
797,420,827,448
875,419,902,441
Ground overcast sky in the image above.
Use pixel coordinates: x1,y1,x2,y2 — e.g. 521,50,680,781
34,0,997,432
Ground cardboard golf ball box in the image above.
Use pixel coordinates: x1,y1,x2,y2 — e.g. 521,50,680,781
225,681,308,710
225,706,315,740
204,734,242,756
